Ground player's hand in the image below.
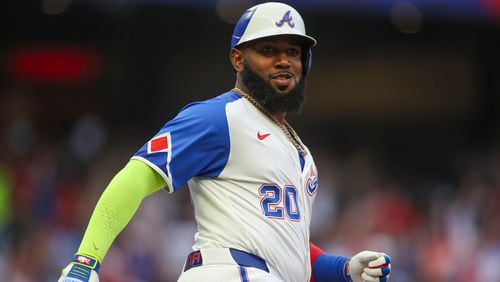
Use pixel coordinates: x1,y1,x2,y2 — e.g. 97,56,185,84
58,254,100,282
347,250,391,282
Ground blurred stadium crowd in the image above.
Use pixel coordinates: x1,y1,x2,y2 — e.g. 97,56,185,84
0,109,498,281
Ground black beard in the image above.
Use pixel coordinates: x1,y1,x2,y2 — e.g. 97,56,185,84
241,62,306,114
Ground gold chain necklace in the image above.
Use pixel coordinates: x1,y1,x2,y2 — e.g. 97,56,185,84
232,87,308,156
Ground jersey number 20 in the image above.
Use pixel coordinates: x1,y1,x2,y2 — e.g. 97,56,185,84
259,184,300,221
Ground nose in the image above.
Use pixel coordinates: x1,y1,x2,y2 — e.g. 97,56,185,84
274,51,291,69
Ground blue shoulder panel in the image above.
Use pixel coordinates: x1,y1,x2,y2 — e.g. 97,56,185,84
134,91,241,191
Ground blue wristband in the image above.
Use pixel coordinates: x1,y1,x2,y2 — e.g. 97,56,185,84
65,254,101,281
312,254,350,282
71,254,101,272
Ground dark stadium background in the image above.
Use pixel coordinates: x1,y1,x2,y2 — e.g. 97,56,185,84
1,1,499,281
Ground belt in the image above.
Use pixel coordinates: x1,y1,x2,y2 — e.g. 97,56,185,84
184,248,269,273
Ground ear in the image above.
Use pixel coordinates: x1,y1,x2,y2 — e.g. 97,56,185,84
230,48,245,72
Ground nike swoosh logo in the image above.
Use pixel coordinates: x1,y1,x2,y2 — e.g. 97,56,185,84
257,132,271,140
93,242,99,251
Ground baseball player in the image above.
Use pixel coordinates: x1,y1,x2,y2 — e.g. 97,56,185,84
59,2,391,282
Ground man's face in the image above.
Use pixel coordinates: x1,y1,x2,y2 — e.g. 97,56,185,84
241,36,303,94
238,36,307,114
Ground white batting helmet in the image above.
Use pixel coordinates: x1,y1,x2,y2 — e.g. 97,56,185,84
231,2,317,76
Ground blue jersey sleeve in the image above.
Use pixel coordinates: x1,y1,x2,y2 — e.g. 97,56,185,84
132,93,239,192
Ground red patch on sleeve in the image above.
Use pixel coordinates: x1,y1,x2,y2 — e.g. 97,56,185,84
148,133,170,153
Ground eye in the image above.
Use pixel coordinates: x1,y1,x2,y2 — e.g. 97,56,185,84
287,48,301,58
259,46,275,56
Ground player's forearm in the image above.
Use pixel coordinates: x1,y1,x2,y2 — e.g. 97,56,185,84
77,160,166,262
309,242,350,282
309,242,392,282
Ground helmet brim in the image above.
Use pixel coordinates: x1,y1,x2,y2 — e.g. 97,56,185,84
234,33,317,50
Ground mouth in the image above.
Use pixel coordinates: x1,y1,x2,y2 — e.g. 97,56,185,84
271,72,295,91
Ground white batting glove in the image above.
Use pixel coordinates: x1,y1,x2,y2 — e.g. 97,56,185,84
347,251,391,282
58,254,100,282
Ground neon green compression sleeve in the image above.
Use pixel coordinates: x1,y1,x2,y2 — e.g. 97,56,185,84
76,159,167,262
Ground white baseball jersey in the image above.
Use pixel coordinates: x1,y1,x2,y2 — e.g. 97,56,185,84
132,90,319,282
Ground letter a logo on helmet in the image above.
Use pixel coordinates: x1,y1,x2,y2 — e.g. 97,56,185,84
230,2,317,76
275,10,295,28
